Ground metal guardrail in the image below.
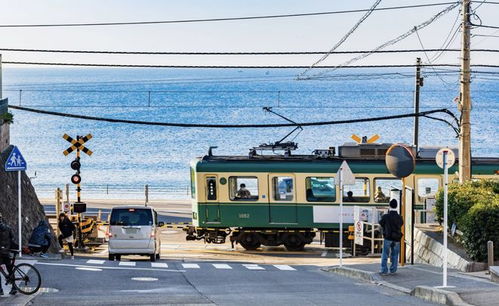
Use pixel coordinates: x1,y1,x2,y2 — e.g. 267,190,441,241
35,184,191,198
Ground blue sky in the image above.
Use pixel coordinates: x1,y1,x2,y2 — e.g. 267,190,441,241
0,0,498,66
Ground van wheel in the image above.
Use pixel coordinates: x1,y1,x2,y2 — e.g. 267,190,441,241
108,254,115,261
115,255,121,261
150,254,156,262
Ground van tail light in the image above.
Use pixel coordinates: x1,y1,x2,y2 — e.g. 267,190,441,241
106,230,113,238
150,232,155,238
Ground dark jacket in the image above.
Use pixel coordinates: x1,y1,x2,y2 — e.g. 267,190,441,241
0,221,17,255
58,218,75,238
29,221,52,247
379,210,404,242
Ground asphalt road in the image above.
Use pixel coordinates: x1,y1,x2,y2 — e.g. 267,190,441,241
15,257,436,306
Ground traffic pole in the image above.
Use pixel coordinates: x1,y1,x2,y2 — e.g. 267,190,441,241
443,151,448,287
18,170,22,257
339,168,343,267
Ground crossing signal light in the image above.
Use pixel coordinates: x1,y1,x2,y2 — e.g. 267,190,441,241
71,157,81,171
71,174,81,185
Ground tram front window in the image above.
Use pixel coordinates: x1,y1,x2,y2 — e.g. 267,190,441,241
229,176,259,201
343,178,370,202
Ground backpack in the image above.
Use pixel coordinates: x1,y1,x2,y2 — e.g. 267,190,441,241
0,224,12,255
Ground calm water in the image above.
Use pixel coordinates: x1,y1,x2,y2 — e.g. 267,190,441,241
2,68,498,199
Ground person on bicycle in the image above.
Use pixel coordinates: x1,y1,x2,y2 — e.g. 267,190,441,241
58,213,75,259
0,213,18,295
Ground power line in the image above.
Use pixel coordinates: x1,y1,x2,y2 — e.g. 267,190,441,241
3,47,498,55
7,61,499,69
7,104,454,128
299,0,382,78
302,2,460,79
0,2,459,28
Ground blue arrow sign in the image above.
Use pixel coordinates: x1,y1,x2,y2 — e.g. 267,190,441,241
5,146,27,171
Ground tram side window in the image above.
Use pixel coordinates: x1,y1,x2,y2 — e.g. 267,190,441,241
306,177,336,202
417,178,439,202
206,177,217,200
343,178,370,202
190,168,196,199
272,177,294,201
374,178,402,203
229,176,259,201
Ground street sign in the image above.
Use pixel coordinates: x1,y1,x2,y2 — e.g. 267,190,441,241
4,146,27,171
354,220,364,245
436,148,455,169
4,146,27,257
63,133,93,156
335,161,356,186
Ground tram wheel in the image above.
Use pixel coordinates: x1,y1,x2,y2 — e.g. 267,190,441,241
283,234,306,251
239,233,261,250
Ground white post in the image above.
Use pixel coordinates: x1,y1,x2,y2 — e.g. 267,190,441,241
18,171,22,257
443,151,448,287
339,168,343,267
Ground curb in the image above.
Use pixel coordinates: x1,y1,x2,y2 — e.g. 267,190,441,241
324,266,471,306
411,286,472,306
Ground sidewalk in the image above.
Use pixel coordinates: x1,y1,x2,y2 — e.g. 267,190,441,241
324,263,499,306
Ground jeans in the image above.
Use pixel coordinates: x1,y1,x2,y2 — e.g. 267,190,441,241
380,239,400,274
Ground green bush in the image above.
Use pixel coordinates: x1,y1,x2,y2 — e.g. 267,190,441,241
435,180,498,227
0,112,14,124
460,199,499,261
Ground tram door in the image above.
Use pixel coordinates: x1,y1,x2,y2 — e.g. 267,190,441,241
268,174,297,224
205,176,220,223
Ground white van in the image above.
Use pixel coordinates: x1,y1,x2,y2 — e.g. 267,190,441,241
107,206,163,261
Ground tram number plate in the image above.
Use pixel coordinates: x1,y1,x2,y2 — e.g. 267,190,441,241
238,213,250,219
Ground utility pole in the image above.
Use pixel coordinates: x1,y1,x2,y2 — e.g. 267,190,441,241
459,0,472,183
413,57,423,154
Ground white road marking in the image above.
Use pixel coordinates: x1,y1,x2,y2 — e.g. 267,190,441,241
212,263,232,269
86,259,105,265
36,262,184,273
76,267,102,272
274,265,296,271
321,251,328,257
182,263,200,269
118,261,136,267
151,262,168,268
243,264,265,270
131,277,158,282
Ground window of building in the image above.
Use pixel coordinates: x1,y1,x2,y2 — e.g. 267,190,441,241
343,178,370,202
229,176,259,201
417,177,440,202
190,168,196,199
373,178,402,203
272,176,294,201
306,177,336,202
206,177,217,201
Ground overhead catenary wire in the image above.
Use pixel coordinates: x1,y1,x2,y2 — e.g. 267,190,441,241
298,0,382,78
7,105,456,128
301,2,460,79
0,2,460,28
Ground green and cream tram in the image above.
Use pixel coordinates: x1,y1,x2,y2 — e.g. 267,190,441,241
186,142,498,251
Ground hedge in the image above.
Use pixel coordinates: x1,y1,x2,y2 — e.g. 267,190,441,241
435,180,498,227
435,179,499,261
460,200,499,261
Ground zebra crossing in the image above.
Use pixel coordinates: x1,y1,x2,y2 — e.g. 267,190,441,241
83,259,297,271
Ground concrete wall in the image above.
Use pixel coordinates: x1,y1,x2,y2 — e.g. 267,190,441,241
407,227,486,272
0,122,10,153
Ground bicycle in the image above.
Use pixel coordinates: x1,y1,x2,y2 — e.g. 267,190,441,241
0,250,41,295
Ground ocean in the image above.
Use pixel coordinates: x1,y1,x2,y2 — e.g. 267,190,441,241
2,68,498,200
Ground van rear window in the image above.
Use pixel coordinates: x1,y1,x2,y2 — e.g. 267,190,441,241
110,209,153,226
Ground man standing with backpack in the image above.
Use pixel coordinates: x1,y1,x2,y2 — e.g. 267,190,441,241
0,213,18,295
379,199,404,275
